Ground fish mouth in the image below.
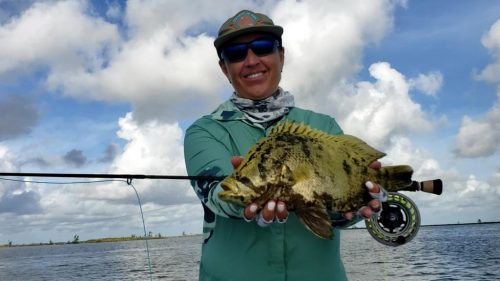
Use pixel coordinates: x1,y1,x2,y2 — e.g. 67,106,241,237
219,178,240,203
219,177,259,206
220,177,238,192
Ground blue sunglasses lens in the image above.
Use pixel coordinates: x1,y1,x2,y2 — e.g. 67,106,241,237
221,39,278,62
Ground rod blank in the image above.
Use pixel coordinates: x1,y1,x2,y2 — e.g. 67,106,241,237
0,172,443,196
0,172,224,181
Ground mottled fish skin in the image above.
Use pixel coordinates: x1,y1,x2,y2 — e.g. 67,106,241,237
219,122,414,239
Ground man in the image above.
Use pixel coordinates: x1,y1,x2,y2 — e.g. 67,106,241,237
184,10,385,281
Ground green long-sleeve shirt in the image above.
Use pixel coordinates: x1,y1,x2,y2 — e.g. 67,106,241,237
184,101,357,281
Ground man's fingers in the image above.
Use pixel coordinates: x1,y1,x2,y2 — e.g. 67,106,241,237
358,206,374,218
276,201,289,222
365,181,381,194
264,200,288,222
245,200,289,225
369,160,382,170
345,201,380,220
368,199,381,213
231,156,243,168
343,211,354,221
366,181,388,202
244,203,258,221
261,200,276,223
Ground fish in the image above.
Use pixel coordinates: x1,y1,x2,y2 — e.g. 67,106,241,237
218,121,414,239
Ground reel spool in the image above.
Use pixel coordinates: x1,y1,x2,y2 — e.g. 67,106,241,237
365,192,420,246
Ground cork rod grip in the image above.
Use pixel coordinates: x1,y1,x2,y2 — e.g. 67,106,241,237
402,179,443,195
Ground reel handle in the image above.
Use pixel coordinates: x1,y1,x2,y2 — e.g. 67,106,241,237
402,179,442,195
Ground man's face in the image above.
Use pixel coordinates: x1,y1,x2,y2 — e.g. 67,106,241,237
219,33,285,100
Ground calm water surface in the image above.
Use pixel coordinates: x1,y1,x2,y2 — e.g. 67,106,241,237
0,223,498,280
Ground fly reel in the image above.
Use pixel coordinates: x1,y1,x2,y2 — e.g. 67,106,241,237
365,192,420,246
364,179,442,246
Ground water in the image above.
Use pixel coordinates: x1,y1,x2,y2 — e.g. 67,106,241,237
0,224,498,281
0,236,200,281
341,223,500,281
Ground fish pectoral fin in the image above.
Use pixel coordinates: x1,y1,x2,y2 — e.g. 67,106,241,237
296,203,333,239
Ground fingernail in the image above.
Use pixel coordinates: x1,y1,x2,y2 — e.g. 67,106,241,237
267,201,276,211
365,181,374,190
249,204,258,213
357,207,369,218
277,202,285,212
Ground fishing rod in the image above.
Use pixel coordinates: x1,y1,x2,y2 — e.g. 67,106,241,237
0,172,225,182
0,171,442,196
0,171,441,192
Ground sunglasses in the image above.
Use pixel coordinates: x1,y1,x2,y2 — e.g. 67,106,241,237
220,38,280,63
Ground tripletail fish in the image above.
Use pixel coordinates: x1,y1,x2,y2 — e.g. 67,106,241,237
219,121,414,239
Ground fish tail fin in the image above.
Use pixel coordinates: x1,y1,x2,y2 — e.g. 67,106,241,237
378,165,414,191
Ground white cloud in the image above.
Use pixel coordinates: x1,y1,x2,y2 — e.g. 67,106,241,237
489,167,500,191
74,112,196,206
0,0,233,123
0,0,120,75
375,135,500,224
112,112,185,175
105,1,122,20
124,0,248,40
49,31,227,122
0,144,44,215
0,0,410,125
476,19,500,84
455,175,500,208
278,0,400,105
455,20,500,158
269,1,438,150
409,71,443,97
0,145,16,167
0,145,19,200
415,172,500,225
332,62,436,148
454,106,500,157
0,111,199,241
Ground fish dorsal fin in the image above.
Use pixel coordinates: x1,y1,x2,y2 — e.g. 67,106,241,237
270,121,334,141
271,121,386,165
335,134,386,165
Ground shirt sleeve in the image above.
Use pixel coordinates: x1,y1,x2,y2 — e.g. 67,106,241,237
184,122,244,219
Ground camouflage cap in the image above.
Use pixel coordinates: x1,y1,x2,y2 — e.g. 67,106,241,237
214,10,283,51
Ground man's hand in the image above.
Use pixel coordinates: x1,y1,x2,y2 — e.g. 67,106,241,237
231,156,289,226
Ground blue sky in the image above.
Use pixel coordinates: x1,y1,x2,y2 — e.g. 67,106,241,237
0,0,499,244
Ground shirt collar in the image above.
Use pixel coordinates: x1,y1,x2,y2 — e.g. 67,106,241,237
210,100,246,121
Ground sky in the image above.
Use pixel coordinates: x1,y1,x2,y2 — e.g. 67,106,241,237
0,0,499,244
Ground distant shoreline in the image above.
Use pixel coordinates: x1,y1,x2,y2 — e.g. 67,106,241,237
421,221,500,227
0,233,201,248
346,221,500,230
2,222,498,248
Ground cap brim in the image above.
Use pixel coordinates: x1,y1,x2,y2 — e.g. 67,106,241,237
214,25,283,50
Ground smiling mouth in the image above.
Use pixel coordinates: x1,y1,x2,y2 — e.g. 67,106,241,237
244,71,265,79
